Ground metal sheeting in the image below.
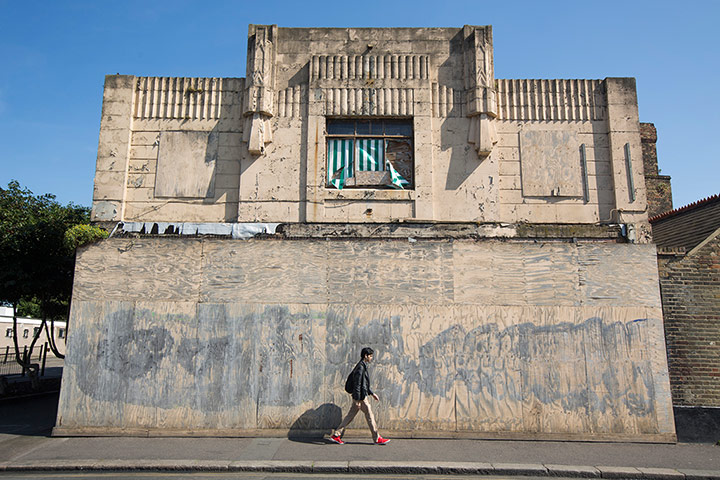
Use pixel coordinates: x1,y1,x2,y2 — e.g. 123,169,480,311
118,222,279,239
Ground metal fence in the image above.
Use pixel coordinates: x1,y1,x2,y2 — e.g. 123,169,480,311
0,343,52,377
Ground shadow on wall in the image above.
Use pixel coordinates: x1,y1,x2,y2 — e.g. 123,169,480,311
287,403,342,440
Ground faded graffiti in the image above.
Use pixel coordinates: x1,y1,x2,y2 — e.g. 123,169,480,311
389,317,654,416
68,303,658,428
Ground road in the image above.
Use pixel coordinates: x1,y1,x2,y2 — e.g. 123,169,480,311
0,474,558,480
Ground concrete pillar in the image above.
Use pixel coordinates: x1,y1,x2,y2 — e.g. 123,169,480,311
605,77,648,224
91,75,135,222
413,78,434,220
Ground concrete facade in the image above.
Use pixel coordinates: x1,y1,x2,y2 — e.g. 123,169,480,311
91,25,649,230
59,25,675,441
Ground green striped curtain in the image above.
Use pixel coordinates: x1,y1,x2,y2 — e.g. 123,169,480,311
357,139,384,172
327,139,354,189
386,158,410,189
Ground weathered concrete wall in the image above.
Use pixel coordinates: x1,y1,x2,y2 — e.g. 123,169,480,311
92,76,245,223
56,237,675,441
90,26,650,228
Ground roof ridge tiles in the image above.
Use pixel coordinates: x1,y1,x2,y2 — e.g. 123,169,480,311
649,193,720,223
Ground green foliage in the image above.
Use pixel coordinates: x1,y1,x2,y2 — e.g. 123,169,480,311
17,297,43,319
0,180,92,321
64,224,109,250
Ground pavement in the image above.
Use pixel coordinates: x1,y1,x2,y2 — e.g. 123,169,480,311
1,391,720,478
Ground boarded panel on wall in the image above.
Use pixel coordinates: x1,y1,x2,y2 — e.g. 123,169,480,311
155,131,218,198
519,130,583,197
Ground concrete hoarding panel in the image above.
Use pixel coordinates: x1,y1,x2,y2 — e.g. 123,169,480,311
56,238,674,440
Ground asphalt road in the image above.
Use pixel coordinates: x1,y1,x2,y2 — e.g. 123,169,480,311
0,474,557,480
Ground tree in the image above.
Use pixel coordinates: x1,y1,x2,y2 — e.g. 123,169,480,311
0,180,106,374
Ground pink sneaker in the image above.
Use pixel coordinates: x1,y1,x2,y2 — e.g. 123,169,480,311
375,436,390,445
329,434,345,445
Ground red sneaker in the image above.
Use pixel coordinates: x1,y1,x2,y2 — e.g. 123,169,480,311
375,436,390,445
329,435,345,445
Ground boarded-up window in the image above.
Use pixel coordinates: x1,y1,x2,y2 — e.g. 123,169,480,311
155,131,218,198
519,131,583,197
326,119,413,189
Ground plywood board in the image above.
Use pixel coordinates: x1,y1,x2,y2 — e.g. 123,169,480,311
578,244,661,308
74,238,202,301
520,130,583,197
58,238,674,439
325,240,453,305
201,240,328,304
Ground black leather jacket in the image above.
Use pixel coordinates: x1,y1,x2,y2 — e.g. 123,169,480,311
350,360,373,401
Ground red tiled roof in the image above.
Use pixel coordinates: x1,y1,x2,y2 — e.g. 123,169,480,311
649,193,720,223
649,193,720,250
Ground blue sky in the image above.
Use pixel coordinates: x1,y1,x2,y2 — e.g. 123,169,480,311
1,0,717,211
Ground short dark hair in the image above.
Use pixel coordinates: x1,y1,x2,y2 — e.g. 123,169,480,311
361,347,374,358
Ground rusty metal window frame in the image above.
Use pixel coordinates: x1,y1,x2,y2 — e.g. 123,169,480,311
326,118,414,190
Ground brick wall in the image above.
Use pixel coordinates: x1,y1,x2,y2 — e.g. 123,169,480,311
659,233,720,406
641,122,673,218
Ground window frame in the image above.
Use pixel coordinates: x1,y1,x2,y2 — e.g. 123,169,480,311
325,118,414,190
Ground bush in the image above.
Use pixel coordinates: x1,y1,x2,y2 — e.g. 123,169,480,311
64,224,109,250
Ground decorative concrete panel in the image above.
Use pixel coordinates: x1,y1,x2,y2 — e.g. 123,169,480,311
496,79,606,122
